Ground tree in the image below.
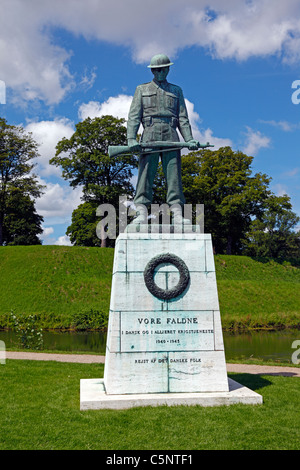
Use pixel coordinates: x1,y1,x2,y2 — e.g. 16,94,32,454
3,188,43,245
0,118,44,245
50,115,137,204
243,194,300,259
50,115,137,246
66,201,102,247
153,146,271,254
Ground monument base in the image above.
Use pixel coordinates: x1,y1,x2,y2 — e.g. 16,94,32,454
80,377,263,410
104,231,230,395
81,229,263,409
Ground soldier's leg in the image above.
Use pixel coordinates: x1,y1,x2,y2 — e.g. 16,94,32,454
134,152,160,207
161,150,185,206
162,150,191,225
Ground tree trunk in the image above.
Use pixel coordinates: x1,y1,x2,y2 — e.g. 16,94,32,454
226,234,232,255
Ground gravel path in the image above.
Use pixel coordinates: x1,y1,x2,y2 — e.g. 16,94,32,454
4,351,300,377
6,351,105,363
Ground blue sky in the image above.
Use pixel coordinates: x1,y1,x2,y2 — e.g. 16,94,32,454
0,0,300,245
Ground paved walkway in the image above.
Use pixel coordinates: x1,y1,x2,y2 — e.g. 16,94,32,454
5,351,300,377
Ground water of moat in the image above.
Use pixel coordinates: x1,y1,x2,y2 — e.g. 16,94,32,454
0,328,299,363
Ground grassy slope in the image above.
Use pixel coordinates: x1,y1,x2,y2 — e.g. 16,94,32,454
0,246,299,330
215,255,300,329
0,245,114,328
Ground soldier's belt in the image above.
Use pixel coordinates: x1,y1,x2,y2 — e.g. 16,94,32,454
142,116,178,128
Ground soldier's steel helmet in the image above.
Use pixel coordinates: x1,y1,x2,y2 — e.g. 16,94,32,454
147,54,174,68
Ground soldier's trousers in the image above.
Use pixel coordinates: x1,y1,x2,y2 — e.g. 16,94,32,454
134,149,185,208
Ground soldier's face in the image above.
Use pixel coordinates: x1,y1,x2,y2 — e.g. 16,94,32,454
152,66,169,82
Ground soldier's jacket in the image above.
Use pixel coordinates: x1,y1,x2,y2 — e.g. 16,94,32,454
127,79,194,144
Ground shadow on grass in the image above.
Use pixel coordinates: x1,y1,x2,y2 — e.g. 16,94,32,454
228,373,272,392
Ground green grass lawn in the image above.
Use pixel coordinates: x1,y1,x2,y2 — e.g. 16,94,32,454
0,246,299,330
0,359,299,450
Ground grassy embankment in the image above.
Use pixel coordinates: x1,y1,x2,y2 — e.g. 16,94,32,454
0,245,299,331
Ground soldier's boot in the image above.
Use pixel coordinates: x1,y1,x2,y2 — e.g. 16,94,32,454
130,204,148,224
171,206,192,225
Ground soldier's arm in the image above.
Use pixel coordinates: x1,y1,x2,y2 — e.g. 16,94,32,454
177,87,195,143
127,86,143,146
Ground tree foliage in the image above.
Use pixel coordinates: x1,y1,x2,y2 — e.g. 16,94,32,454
243,194,300,259
153,146,272,254
66,201,102,247
0,118,44,245
3,188,43,245
50,115,138,247
50,115,137,205
50,115,300,257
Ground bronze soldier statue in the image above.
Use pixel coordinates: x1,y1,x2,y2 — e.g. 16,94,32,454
127,54,201,224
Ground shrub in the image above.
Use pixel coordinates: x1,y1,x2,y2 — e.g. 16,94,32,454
70,309,108,331
10,312,44,350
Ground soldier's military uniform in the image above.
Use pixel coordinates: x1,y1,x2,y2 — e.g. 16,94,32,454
127,76,194,208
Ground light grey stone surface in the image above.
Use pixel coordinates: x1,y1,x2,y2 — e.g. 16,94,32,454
103,231,230,395
104,350,228,394
80,377,263,410
119,310,215,352
110,271,219,312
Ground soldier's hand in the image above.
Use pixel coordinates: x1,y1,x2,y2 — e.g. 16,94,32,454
128,139,142,153
187,140,200,150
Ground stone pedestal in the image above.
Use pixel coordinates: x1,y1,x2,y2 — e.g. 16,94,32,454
80,226,263,409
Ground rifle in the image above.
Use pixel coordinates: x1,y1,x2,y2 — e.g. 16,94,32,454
108,141,214,158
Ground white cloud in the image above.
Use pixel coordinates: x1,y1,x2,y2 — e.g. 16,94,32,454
184,99,232,149
39,226,55,244
0,80,6,104
260,119,300,132
286,168,300,177
184,99,202,134
35,179,83,225
0,1,73,104
282,167,300,178
55,235,73,246
41,226,54,237
243,126,271,155
79,67,97,91
196,128,233,150
25,119,75,176
2,1,300,103
272,183,289,197
78,95,133,121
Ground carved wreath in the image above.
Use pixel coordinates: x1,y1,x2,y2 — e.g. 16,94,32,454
144,253,190,300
